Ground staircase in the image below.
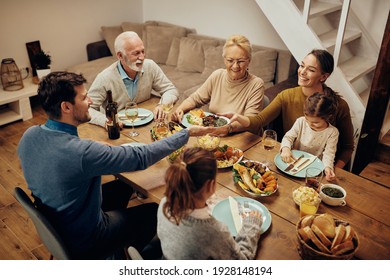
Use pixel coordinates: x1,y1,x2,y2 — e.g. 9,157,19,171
254,0,382,169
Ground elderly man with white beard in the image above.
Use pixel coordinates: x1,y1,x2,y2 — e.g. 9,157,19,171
88,31,179,128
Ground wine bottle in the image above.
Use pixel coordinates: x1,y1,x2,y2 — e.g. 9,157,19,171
105,90,120,139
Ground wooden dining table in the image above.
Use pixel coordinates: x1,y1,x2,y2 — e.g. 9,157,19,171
79,97,390,260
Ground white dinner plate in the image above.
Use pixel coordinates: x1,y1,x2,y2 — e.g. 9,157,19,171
118,108,154,127
181,112,229,127
212,196,271,236
274,150,324,178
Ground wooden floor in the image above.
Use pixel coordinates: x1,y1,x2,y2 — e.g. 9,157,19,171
0,101,389,259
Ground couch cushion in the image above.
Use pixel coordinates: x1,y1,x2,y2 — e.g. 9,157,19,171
121,21,145,39
147,20,196,36
101,25,123,56
187,33,225,46
159,65,205,95
66,56,117,89
176,37,219,73
165,37,181,66
144,25,187,64
201,45,225,79
176,37,205,73
249,49,278,84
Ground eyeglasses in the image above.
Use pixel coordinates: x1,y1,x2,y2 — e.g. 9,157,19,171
224,57,249,66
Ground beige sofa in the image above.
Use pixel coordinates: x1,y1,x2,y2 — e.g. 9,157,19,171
66,21,297,104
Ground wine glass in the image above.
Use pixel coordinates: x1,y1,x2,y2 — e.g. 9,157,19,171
305,167,323,191
161,100,174,121
262,129,277,167
125,102,139,137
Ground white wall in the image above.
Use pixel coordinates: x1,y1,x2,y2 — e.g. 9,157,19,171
0,0,143,71
351,0,390,47
143,0,389,49
143,0,286,49
1,0,388,73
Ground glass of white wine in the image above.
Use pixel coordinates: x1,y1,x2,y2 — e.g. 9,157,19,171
161,100,174,121
262,129,277,167
125,101,139,137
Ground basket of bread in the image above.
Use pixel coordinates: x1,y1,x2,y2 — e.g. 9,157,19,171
296,213,359,260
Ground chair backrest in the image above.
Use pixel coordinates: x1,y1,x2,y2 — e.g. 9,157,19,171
14,187,71,260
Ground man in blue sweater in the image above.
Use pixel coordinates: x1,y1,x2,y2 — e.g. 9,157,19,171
17,71,205,259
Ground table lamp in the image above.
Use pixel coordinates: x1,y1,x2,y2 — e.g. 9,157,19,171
1,58,24,91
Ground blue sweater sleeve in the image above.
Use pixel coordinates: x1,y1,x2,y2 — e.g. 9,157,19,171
81,129,190,177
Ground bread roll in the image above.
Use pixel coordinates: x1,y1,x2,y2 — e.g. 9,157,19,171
342,225,355,242
312,214,336,239
331,224,346,249
331,240,354,255
306,226,331,254
301,215,315,228
311,224,332,247
298,226,311,242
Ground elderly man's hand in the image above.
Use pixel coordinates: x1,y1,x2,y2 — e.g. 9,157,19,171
153,105,166,120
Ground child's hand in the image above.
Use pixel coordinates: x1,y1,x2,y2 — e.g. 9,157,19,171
280,147,293,163
324,167,336,181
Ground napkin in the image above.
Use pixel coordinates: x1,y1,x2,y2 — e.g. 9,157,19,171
229,196,242,233
290,155,317,175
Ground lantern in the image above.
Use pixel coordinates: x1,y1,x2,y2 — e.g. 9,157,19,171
1,58,24,91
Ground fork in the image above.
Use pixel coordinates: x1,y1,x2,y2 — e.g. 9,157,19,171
243,201,251,216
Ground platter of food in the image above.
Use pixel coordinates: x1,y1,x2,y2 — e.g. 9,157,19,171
150,121,183,141
213,145,243,169
181,109,229,127
232,160,278,196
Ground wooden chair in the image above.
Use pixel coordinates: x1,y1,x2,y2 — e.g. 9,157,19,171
14,187,71,260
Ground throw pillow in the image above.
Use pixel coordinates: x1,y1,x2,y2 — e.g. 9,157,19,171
176,38,219,73
176,37,204,73
249,50,278,83
145,25,187,64
201,45,225,79
101,25,123,56
165,37,181,66
121,22,145,39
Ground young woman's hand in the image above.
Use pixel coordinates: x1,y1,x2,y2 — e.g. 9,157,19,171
324,167,336,181
171,109,184,123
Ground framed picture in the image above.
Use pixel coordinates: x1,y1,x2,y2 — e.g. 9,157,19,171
26,40,42,77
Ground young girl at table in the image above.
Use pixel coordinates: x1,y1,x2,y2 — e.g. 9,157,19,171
280,90,339,181
157,147,262,260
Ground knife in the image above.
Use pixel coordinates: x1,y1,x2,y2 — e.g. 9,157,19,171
284,154,304,172
119,113,151,120
228,196,242,234
290,158,310,173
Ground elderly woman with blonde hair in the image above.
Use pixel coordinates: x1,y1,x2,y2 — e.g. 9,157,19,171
172,35,265,133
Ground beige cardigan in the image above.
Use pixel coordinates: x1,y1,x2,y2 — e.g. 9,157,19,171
88,59,179,127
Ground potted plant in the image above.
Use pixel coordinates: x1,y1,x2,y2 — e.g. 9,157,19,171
33,50,51,80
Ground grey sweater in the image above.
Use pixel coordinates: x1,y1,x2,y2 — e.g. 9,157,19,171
157,197,262,260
